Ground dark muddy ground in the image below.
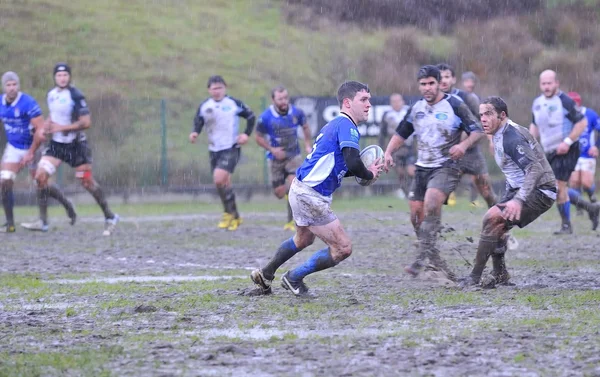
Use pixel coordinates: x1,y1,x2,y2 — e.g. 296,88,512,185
1,197,600,376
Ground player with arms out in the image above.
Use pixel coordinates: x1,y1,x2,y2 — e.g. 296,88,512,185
189,75,255,231
379,93,415,199
385,65,485,280
566,92,600,218
250,81,384,297
22,63,117,235
463,97,556,286
530,70,597,234
255,86,312,231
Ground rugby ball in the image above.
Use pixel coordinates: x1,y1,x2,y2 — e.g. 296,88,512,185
355,145,384,186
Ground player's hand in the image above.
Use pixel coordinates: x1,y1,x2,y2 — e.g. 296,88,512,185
236,133,249,145
449,144,466,160
20,151,35,168
189,132,199,144
556,142,570,155
500,199,522,222
383,152,395,172
46,122,64,134
368,157,385,180
271,147,286,160
589,146,599,158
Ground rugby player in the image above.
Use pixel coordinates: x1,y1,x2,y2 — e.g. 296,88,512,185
250,81,383,296
189,75,255,231
255,86,312,231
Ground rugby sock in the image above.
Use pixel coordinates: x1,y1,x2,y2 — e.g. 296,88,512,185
286,197,293,222
38,188,49,225
47,184,72,212
568,188,595,212
557,201,571,224
217,186,228,213
585,184,596,200
288,247,337,282
262,237,300,280
223,187,239,218
469,182,478,202
86,184,115,220
1,180,15,226
470,234,495,281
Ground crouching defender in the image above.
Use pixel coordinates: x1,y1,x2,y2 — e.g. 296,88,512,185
463,97,556,286
250,81,384,297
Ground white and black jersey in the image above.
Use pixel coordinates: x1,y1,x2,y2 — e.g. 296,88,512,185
47,86,90,144
492,120,556,202
450,88,480,120
396,94,482,168
532,91,585,153
193,96,255,152
379,106,413,146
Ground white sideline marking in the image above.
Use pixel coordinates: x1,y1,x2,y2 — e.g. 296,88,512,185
48,275,248,285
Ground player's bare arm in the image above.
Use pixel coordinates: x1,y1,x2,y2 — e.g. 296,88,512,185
20,115,45,167
256,131,285,160
557,117,588,155
384,134,405,170
47,114,90,134
302,123,312,154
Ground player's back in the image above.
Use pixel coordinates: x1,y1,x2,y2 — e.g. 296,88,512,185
1,92,42,149
296,113,360,196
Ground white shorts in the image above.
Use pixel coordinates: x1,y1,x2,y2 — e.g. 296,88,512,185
288,178,337,227
574,157,596,173
1,143,28,164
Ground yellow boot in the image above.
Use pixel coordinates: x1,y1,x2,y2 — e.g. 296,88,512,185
227,217,242,231
448,192,457,207
218,213,232,229
283,220,296,231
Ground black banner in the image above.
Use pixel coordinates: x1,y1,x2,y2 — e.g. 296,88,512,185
292,95,421,138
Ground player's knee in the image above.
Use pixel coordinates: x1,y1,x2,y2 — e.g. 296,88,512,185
294,232,315,249
0,170,16,184
482,209,505,235
34,171,49,188
333,242,353,261
76,170,94,188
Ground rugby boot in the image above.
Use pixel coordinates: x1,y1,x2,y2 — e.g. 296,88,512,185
21,219,48,232
281,271,311,297
491,254,511,285
283,220,296,232
250,269,272,294
447,192,457,206
589,192,597,203
588,203,600,231
428,248,457,281
227,217,242,231
553,223,573,235
0,223,16,233
103,214,120,236
217,213,232,229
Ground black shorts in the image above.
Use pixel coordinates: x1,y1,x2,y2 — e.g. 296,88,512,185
408,161,461,202
546,142,579,182
210,147,240,174
459,145,488,176
44,140,92,168
498,186,555,228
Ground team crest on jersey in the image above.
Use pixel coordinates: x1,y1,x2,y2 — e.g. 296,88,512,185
350,128,359,140
221,105,232,112
435,113,448,120
292,116,298,124
60,97,67,104
516,145,525,155
534,105,541,111
415,111,425,119
14,109,19,117
548,105,557,112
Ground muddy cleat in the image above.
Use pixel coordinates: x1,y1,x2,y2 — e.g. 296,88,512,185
21,220,49,232
0,223,16,233
588,204,600,231
507,233,519,251
281,271,310,297
227,217,242,231
553,223,573,235
589,193,597,203
458,275,480,288
470,200,482,208
404,263,422,277
65,199,77,226
447,192,457,207
103,214,119,236
217,213,233,229
491,254,512,286
250,269,272,294
283,220,296,232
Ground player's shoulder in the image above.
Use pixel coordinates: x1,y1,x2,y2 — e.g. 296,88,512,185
558,91,576,108
259,106,275,121
18,92,37,104
290,105,305,118
445,93,467,112
532,94,545,106
68,85,86,99
47,87,59,97
198,97,212,110
226,95,247,108
502,120,530,143
586,107,599,119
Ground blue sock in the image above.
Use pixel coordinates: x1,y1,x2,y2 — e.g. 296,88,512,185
585,184,596,198
288,247,337,282
568,188,582,205
262,238,300,280
557,201,571,224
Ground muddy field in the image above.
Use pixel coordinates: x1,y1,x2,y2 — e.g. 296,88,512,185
1,197,600,376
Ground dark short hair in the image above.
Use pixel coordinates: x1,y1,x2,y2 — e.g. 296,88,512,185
337,81,369,107
207,75,226,88
417,65,441,82
271,85,287,99
482,96,509,117
436,63,455,77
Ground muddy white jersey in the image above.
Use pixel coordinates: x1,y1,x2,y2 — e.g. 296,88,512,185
47,86,90,144
531,91,584,153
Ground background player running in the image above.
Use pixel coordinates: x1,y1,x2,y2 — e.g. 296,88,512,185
250,81,383,297
464,97,556,286
385,65,484,280
530,70,597,234
22,63,117,235
379,93,415,199
189,75,255,231
255,86,312,231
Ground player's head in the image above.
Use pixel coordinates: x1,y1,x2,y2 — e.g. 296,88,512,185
2,71,20,101
389,93,404,111
539,70,559,98
417,65,441,104
480,96,509,135
436,63,456,93
207,75,227,101
337,81,371,123
461,71,478,94
568,91,582,109
271,85,289,114
53,63,71,88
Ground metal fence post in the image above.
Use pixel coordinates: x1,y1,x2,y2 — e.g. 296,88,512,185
160,99,168,187
261,96,268,186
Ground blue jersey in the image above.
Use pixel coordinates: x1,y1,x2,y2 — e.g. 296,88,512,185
257,105,306,159
0,92,42,149
578,107,600,158
296,113,360,197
